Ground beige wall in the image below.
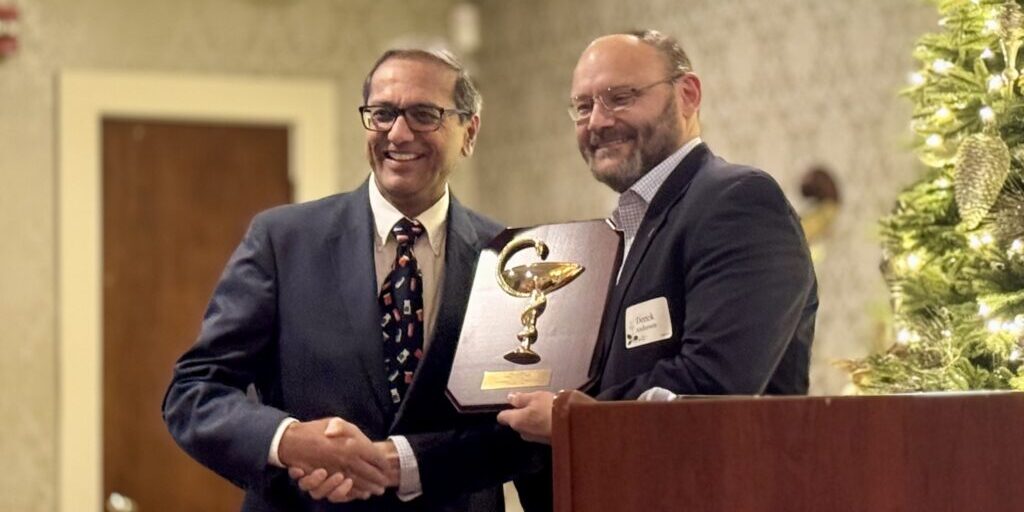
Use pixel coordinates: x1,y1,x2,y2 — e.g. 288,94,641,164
1,0,939,509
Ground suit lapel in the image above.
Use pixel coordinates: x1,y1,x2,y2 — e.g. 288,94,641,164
390,197,480,429
592,144,711,382
328,181,392,413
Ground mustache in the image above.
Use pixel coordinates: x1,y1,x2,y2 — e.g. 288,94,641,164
374,142,423,153
588,127,635,147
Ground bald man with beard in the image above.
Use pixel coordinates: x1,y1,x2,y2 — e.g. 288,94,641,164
499,30,818,447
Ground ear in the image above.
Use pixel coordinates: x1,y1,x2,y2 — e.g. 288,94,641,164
674,73,702,117
461,114,481,157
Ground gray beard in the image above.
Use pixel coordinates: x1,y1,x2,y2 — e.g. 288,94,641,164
590,147,645,193
586,106,683,193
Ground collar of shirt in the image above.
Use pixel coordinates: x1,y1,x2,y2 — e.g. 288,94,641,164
612,137,703,235
368,174,448,256
628,137,703,207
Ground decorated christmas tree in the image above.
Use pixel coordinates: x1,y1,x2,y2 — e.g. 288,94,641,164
845,0,1024,393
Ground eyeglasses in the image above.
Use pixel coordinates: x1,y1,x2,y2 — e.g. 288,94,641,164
359,105,471,133
568,76,681,122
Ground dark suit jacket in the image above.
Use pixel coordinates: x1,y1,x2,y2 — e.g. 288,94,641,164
163,181,541,511
592,143,818,399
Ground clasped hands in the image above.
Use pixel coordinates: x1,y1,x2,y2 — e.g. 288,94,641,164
278,417,399,503
278,391,568,503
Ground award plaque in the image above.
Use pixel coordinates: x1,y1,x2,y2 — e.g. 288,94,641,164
447,220,623,412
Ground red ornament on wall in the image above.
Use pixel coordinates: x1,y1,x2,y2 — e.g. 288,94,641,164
0,4,19,59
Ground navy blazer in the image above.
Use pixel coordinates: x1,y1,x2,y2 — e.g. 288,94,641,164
592,144,818,399
163,181,541,511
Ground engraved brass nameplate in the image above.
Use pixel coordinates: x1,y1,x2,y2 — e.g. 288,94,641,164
480,369,552,390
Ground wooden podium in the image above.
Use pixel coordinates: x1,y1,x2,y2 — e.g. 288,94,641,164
551,391,1024,512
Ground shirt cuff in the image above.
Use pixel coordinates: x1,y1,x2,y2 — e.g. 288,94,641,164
389,435,423,501
638,387,678,402
267,417,299,467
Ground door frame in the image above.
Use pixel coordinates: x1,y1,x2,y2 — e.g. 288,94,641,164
57,70,337,512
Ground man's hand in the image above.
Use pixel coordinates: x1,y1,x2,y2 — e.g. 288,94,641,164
287,466,355,502
496,391,557,444
278,417,388,501
290,437,401,503
371,439,401,489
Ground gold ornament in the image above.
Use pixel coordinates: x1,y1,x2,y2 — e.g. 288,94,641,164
999,1,1024,41
1000,1,1024,94
954,133,1011,229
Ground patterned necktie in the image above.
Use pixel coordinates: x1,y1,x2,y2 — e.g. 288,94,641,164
379,218,426,406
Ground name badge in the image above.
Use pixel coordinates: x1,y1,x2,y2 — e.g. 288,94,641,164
624,297,673,348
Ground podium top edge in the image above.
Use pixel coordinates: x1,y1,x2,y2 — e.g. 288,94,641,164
569,390,1024,408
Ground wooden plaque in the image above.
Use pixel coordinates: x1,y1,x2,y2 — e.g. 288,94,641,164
447,220,623,412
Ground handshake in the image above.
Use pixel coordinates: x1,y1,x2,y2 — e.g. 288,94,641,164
277,417,399,503
275,390,566,504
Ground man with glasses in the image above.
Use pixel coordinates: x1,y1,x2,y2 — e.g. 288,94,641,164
498,30,818,442
164,48,544,511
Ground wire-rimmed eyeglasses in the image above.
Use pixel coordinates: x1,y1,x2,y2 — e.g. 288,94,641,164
568,75,682,122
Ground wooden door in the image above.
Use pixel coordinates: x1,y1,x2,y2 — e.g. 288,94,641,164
102,119,291,511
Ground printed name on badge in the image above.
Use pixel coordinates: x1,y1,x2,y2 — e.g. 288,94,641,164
624,297,673,348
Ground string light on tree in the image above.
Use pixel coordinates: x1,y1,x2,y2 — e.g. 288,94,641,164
1006,319,1024,335
905,252,923,271
968,232,995,249
989,319,1005,333
988,74,1005,92
896,328,921,344
932,59,955,74
1009,239,1024,257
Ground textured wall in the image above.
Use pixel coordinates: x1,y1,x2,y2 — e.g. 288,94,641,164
0,1,457,510
471,0,938,395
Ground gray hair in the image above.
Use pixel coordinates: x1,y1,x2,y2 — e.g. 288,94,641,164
362,48,482,120
625,29,693,76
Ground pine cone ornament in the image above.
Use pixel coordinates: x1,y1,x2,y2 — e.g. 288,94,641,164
954,133,1011,229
